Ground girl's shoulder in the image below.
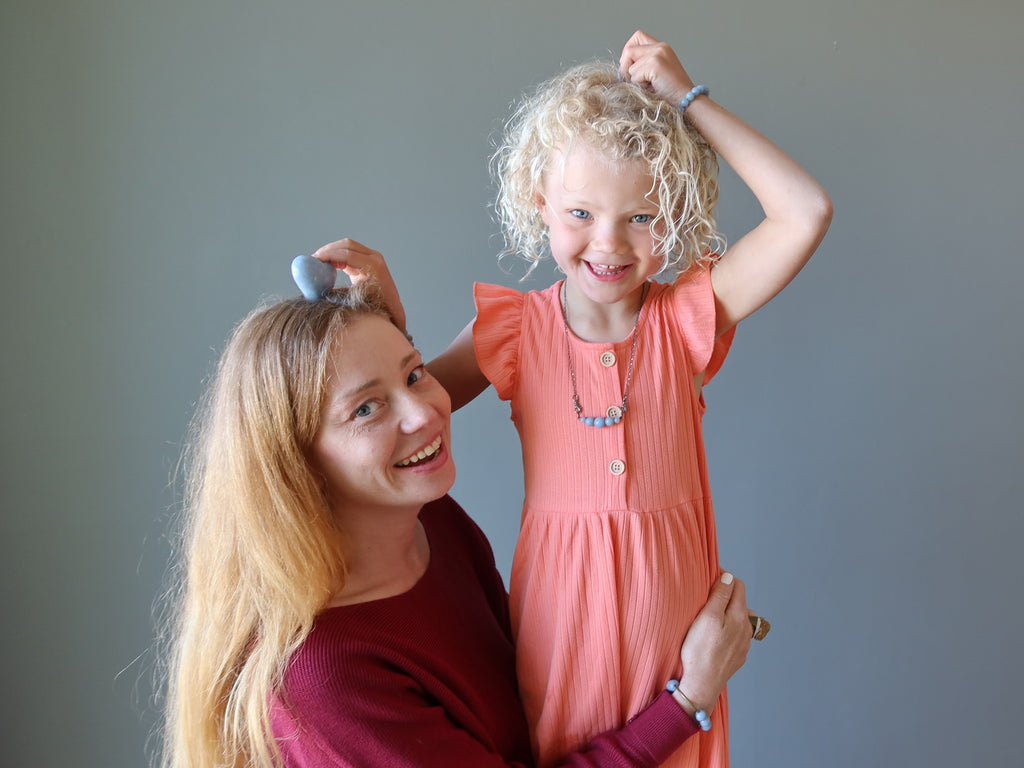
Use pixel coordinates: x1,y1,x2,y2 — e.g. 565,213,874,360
474,280,560,303
474,280,561,328
648,269,716,315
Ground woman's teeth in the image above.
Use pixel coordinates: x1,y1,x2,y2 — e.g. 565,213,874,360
396,436,442,467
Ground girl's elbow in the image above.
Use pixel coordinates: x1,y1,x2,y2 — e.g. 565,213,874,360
812,188,834,234
794,192,833,265
797,189,833,249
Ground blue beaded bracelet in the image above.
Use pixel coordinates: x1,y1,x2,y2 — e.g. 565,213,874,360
666,679,712,731
678,84,709,113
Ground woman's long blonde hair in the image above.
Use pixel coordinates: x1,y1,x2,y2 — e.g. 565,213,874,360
492,60,724,276
157,285,392,768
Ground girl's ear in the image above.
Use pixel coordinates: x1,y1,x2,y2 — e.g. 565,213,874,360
534,191,549,224
533,190,546,210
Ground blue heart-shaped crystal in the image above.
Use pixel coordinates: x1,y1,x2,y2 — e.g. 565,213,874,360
291,254,338,300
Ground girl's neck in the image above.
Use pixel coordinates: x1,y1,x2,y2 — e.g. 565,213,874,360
561,280,649,343
326,516,430,607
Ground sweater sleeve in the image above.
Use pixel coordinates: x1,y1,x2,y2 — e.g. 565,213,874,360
553,693,700,767
272,662,532,768
272,686,699,768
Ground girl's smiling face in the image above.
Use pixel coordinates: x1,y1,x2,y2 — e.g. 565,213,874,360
537,141,665,311
311,314,455,519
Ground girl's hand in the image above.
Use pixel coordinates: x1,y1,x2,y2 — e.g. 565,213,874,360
312,238,407,335
618,29,694,107
676,572,753,715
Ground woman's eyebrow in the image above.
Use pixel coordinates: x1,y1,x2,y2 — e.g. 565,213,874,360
328,351,420,410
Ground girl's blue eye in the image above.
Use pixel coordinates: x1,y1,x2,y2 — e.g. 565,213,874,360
632,214,652,224
569,209,591,220
408,365,426,386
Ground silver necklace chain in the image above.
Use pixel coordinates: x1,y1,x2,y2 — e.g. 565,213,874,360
560,282,647,428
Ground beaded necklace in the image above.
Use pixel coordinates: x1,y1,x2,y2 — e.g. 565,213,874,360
560,282,648,428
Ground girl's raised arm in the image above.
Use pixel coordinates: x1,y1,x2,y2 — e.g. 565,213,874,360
620,30,833,337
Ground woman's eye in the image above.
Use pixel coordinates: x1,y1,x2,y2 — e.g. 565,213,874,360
407,365,426,386
632,214,652,224
354,401,381,419
569,209,591,220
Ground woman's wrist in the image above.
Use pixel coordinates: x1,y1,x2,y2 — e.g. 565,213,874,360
666,680,713,731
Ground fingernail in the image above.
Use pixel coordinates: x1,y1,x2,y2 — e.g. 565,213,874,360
721,572,734,585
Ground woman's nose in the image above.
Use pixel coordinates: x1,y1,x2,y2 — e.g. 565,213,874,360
399,390,443,433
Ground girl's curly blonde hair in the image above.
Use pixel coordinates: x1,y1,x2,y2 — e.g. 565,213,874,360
491,60,724,276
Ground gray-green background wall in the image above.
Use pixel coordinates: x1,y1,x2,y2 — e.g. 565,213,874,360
3,1,1021,766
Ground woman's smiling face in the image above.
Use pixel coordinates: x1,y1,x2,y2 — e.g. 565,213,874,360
311,314,455,518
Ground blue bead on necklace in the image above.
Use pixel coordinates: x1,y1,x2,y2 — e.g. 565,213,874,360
560,283,647,428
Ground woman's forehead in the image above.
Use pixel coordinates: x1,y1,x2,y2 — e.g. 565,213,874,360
324,315,415,391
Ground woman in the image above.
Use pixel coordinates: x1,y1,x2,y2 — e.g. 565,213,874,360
158,279,752,768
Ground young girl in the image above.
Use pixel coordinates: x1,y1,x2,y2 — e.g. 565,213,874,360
321,29,830,768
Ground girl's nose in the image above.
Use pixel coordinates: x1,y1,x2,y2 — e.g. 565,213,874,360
592,222,628,254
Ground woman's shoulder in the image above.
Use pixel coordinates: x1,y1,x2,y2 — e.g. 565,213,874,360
420,495,496,571
290,497,504,676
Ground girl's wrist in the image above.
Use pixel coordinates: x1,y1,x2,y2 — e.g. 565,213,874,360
678,84,710,115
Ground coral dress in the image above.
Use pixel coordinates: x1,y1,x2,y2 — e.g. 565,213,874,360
473,271,735,768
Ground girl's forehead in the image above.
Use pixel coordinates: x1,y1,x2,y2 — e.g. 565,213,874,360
547,141,649,181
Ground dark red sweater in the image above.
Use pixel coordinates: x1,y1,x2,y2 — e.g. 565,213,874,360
270,495,698,767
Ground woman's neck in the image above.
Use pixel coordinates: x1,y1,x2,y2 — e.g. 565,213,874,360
326,516,430,607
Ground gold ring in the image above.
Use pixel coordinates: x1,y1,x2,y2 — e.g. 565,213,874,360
749,614,770,641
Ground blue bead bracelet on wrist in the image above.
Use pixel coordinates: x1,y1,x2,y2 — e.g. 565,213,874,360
666,679,712,731
678,84,709,113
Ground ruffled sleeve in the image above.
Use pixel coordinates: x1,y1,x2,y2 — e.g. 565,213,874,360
670,268,736,386
472,283,525,402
